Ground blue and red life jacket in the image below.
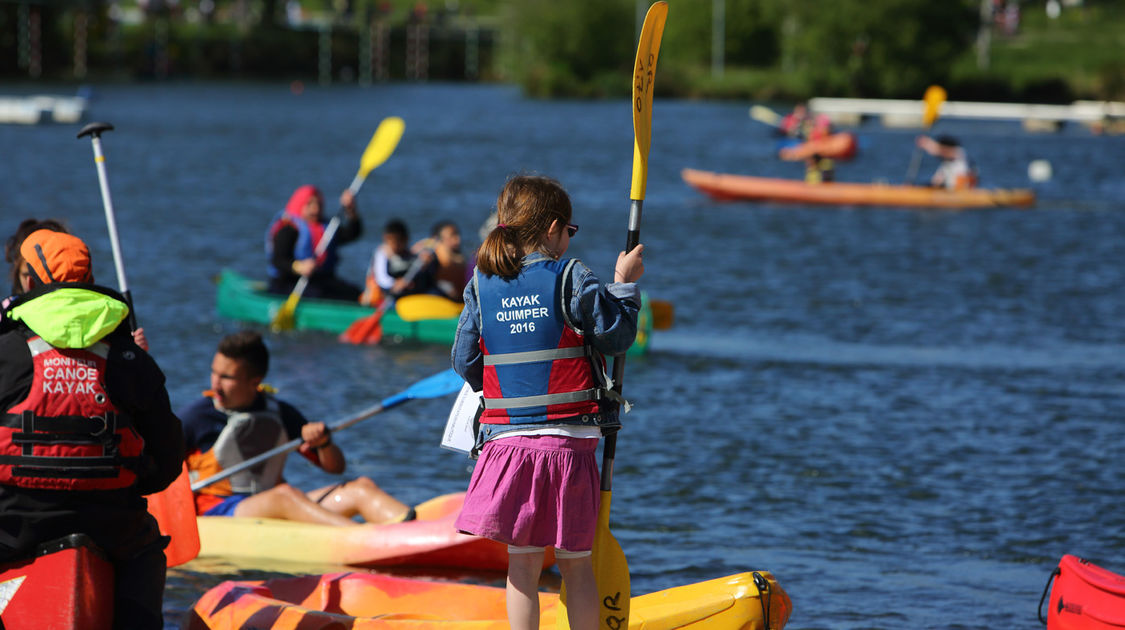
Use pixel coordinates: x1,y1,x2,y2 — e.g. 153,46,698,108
0,336,144,491
265,210,338,278
475,258,611,426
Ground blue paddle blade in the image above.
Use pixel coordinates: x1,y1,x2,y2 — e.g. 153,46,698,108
382,369,464,408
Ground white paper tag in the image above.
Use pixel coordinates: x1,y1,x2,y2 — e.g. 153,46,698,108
442,381,481,454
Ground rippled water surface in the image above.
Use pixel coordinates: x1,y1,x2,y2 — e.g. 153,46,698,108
3,83,1124,629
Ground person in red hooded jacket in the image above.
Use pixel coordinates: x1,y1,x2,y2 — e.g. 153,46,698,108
0,229,183,629
266,185,363,301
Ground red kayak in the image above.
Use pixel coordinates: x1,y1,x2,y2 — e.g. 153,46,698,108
0,534,114,629
1041,554,1125,630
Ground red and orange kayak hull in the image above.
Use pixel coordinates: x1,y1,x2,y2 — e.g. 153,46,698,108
683,168,1035,209
185,570,792,630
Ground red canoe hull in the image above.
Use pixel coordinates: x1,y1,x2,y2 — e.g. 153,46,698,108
0,534,114,630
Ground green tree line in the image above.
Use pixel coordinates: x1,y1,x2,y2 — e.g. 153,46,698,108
3,0,1123,101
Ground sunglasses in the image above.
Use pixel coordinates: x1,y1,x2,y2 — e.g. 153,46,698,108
566,223,579,237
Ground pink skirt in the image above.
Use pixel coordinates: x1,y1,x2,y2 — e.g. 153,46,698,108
455,434,600,551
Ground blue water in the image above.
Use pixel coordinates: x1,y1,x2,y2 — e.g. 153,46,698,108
3,83,1124,629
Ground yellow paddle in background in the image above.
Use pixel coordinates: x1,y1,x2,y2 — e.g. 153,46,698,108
904,85,947,184
271,116,406,331
749,104,783,128
557,4,666,630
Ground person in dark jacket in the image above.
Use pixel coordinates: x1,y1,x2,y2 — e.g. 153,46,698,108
265,185,363,301
0,229,184,629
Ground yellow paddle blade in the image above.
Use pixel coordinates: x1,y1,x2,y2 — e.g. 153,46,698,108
630,1,668,201
558,490,630,630
395,294,464,321
922,85,947,128
270,290,301,331
358,116,405,180
750,104,782,127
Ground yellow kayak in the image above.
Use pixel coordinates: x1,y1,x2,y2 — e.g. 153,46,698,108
185,570,792,629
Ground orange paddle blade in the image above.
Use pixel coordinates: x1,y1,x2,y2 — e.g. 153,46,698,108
339,312,385,345
144,463,200,567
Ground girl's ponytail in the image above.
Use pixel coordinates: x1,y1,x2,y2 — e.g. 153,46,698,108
475,175,571,279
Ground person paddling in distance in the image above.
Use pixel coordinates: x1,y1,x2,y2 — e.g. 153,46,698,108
4,218,149,351
180,331,414,525
0,230,183,629
451,175,645,630
413,220,468,302
915,134,978,190
360,218,434,305
266,185,364,301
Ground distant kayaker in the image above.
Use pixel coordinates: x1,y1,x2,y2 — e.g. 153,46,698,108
180,331,414,524
0,229,183,629
3,218,150,350
916,135,979,190
360,218,434,305
266,185,363,301
412,220,468,302
452,174,644,630
804,153,835,184
780,102,832,141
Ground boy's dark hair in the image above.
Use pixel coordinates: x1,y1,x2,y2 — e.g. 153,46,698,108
935,135,961,148
217,330,270,378
430,220,458,238
383,219,409,240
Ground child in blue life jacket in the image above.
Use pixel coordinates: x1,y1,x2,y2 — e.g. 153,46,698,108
451,174,645,630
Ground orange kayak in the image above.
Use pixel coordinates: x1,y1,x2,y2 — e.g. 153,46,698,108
196,492,547,571
682,168,1035,209
184,570,792,629
779,132,858,161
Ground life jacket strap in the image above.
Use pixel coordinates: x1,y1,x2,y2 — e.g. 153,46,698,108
483,346,588,366
0,454,143,478
483,388,602,410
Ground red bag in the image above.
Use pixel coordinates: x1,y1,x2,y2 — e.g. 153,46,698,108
1040,555,1125,629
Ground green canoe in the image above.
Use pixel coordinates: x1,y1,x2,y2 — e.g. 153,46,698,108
216,269,653,355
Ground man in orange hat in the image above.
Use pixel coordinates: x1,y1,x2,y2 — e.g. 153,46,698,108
0,229,183,629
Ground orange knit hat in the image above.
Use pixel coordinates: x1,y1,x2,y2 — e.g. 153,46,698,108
20,229,93,285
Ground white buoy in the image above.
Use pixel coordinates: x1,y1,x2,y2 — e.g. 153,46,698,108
1028,159,1053,183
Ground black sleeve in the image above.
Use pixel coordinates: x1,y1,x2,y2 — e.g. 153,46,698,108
270,224,300,281
105,329,185,495
0,331,33,413
334,214,363,245
277,400,309,441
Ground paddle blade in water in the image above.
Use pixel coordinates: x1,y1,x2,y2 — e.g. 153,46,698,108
629,1,667,201
271,299,296,331
358,116,405,180
339,313,384,345
144,463,200,567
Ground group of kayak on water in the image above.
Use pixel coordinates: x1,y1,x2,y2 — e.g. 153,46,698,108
775,102,979,190
264,183,471,306
0,172,644,630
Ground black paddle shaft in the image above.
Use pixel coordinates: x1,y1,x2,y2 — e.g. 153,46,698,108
602,197,643,492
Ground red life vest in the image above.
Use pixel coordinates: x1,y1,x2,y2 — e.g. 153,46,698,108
0,336,144,491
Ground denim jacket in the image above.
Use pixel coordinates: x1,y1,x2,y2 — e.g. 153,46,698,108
451,252,640,395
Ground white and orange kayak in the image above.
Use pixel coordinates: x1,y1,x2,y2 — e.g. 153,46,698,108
196,492,550,572
184,569,792,630
683,168,1035,209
